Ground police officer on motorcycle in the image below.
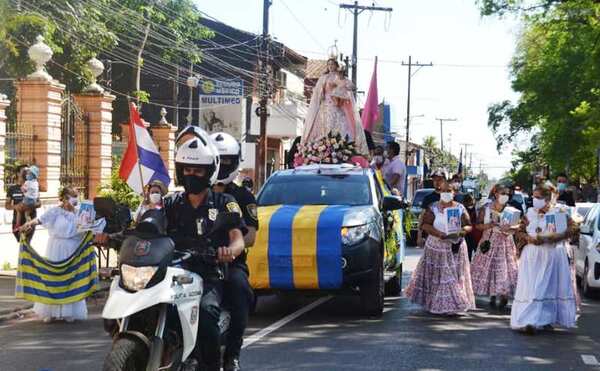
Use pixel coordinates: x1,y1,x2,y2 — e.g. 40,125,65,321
210,132,257,371
166,128,246,371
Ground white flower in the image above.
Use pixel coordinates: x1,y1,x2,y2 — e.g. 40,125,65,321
343,155,349,161
318,145,326,152
332,158,338,163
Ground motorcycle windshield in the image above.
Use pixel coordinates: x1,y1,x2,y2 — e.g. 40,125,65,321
120,235,175,267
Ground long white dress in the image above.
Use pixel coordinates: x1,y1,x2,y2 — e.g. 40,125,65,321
32,207,89,320
510,207,577,329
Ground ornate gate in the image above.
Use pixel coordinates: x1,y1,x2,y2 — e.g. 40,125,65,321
60,96,89,197
4,100,35,189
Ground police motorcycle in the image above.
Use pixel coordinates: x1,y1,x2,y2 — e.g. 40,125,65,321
102,208,240,371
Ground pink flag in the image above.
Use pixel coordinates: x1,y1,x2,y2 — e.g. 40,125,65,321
361,57,379,132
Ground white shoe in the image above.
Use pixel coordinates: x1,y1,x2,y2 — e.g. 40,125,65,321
64,317,75,323
42,317,52,323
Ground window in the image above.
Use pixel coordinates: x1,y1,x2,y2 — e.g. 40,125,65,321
258,174,372,206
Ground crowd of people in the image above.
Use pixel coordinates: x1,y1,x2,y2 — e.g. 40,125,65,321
405,170,579,335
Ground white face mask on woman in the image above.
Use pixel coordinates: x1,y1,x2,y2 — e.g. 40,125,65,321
440,192,454,203
497,194,509,205
68,196,79,207
533,197,547,210
149,193,162,205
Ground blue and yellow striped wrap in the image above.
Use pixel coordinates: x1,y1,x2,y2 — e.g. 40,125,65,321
247,205,349,290
15,232,99,305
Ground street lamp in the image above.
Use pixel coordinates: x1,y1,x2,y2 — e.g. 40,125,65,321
186,74,199,125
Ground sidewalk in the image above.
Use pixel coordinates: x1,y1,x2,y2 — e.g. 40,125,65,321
0,272,112,323
0,272,32,321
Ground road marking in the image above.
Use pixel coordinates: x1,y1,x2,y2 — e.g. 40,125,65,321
242,296,332,349
581,355,600,366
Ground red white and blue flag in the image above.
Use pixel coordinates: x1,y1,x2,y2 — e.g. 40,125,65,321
119,103,170,194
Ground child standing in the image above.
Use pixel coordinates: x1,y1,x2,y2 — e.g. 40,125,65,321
14,165,39,231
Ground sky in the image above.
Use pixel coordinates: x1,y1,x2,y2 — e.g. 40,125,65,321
195,0,522,178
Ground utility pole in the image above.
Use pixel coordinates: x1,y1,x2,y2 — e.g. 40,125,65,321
402,56,433,164
460,143,473,175
340,1,392,98
256,0,272,189
436,118,457,153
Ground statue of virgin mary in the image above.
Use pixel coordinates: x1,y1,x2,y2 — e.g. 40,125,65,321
296,57,369,167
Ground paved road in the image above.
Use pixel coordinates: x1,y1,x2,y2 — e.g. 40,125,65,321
2,247,600,371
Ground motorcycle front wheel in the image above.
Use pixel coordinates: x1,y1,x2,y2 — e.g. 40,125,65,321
103,337,148,371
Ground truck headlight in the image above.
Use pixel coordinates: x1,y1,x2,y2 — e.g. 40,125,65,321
341,224,370,246
120,264,158,292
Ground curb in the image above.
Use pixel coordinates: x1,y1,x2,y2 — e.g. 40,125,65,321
0,285,110,324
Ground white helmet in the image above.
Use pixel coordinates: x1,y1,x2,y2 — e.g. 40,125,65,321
176,125,206,148
175,127,220,187
210,132,241,185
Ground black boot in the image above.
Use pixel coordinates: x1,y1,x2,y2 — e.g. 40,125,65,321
223,357,242,371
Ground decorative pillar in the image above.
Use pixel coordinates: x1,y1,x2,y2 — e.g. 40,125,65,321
16,35,64,194
74,58,115,198
0,94,9,197
151,108,177,188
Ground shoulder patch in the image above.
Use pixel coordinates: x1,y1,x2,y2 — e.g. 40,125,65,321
226,201,243,216
246,203,258,220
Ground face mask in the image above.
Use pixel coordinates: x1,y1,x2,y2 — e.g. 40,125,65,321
440,192,453,203
26,173,34,181
68,196,79,207
149,193,162,204
557,182,567,192
373,155,384,165
498,195,509,205
533,197,547,210
383,151,389,158
183,175,210,195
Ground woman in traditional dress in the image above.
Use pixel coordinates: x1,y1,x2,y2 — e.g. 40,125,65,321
471,184,519,310
296,58,369,166
20,187,95,322
133,180,167,223
510,183,577,334
405,180,476,315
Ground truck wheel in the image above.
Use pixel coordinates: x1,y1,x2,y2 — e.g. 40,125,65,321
360,253,384,317
385,263,403,297
103,337,148,371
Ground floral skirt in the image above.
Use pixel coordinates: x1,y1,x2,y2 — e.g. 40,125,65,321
405,236,475,314
470,229,518,297
510,243,577,329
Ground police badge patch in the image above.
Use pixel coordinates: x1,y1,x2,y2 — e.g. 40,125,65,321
208,208,218,221
247,203,258,221
226,202,243,216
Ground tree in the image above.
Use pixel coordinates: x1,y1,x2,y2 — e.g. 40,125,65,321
483,0,600,183
0,0,117,92
478,0,565,16
421,135,459,174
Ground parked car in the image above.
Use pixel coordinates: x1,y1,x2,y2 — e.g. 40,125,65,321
247,164,407,316
575,203,600,297
407,188,435,245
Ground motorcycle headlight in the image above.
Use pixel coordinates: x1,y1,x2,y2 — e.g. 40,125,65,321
120,264,158,292
341,224,370,246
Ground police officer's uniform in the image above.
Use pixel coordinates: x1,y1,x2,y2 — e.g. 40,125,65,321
163,189,246,370
221,182,258,363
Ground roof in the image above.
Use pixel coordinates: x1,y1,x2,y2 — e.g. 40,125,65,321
305,60,328,79
274,164,369,176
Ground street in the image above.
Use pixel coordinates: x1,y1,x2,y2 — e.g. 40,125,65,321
1,247,600,371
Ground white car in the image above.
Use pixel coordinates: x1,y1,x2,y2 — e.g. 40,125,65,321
575,203,600,297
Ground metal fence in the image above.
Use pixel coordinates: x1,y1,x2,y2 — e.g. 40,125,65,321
60,96,89,197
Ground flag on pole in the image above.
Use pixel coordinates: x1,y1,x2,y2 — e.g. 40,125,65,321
361,57,379,132
119,103,170,194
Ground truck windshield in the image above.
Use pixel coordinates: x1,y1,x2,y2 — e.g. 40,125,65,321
412,190,432,207
258,174,372,206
